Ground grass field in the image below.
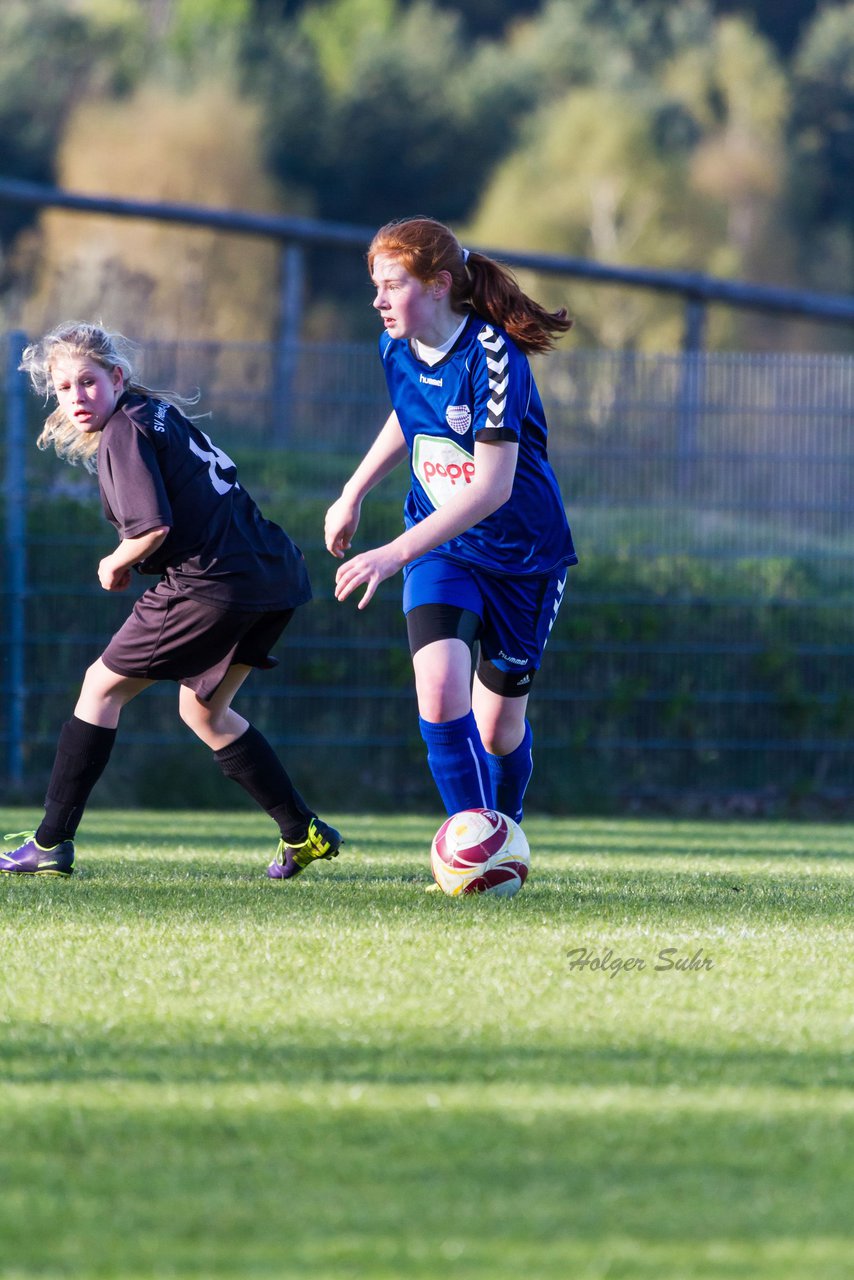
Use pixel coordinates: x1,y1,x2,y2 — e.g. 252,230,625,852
1,808,852,1280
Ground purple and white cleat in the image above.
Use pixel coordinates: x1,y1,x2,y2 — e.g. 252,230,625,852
1,832,75,877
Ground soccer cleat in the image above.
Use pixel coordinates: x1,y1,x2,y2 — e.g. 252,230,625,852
266,817,342,880
1,831,75,877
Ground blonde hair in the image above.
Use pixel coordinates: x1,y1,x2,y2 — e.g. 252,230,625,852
368,217,572,355
20,321,195,473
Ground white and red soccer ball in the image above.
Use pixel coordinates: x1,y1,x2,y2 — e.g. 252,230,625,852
430,808,530,898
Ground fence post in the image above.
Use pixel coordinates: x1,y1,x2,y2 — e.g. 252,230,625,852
677,298,707,494
275,242,305,442
682,296,706,354
4,330,28,791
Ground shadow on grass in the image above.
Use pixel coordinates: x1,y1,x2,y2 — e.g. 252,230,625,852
0,1087,851,1276
2,861,852,924
7,808,854,860
2,1025,851,1091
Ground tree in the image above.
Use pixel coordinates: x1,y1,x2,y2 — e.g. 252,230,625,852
20,73,290,345
466,86,724,349
709,0,821,57
405,0,542,40
253,0,534,226
0,2,110,249
667,17,789,269
790,2,854,250
466,8,799,349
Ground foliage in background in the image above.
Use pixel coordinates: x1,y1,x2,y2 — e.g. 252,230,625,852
19,75,288,343
789,2,854,291
3,0,854,348
251,0,535,227
467,9,795,350
0,2,113,257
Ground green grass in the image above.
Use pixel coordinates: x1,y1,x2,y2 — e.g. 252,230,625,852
1,810,852,1280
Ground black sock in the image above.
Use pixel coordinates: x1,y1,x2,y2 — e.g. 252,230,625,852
214,724,312,842
36,716,117,846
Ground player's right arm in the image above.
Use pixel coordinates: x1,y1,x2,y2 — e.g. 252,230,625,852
98,526,171,592
324,411,408,559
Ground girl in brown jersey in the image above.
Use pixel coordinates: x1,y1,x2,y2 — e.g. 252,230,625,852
2,322,341,880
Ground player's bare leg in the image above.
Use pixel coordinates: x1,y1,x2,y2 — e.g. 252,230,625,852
471,679,529,756
183,665,342,879
177,664,252,750
412,637,473,721
74,658,155,727
472,676,533,824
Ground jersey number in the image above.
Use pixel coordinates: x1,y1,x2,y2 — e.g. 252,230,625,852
189,430,237,495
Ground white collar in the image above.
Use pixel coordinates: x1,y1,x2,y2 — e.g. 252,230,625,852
413,316,468,367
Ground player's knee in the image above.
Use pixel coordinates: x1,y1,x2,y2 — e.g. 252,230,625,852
80,658,109,696
416,689,471,723
78,659,135,711
178,696,207,734
476,704,529,756
479,724,520,756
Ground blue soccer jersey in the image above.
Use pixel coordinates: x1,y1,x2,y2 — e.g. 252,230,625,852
380,312,577,577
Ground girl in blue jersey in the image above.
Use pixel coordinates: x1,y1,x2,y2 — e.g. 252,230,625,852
325,216,576,823
2,322,340,879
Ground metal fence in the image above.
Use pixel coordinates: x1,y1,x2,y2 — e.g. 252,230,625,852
4,330,854,815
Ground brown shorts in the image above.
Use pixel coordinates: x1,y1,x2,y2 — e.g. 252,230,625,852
100,582,295,701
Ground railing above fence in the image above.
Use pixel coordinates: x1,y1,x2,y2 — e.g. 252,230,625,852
3,176,854,353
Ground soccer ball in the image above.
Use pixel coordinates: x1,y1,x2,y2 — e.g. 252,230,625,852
430,808,530,898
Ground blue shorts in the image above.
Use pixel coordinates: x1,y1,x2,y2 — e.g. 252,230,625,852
403,554,567,692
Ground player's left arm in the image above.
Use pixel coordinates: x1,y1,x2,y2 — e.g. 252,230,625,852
334,437,518,609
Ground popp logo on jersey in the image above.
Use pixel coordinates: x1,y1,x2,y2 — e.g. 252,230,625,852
413,434,476,510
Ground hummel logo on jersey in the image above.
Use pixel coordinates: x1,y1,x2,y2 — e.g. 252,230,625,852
420,372,443,387
499,649,528,666
478,326,509,429
446,404,472,434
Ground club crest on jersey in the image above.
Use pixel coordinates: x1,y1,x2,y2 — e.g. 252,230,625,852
445,404,472,435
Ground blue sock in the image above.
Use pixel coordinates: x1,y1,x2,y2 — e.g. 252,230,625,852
419,712,493,816
486,720,533,824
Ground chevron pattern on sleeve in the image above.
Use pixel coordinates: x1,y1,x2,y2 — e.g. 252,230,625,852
477,325,509,429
